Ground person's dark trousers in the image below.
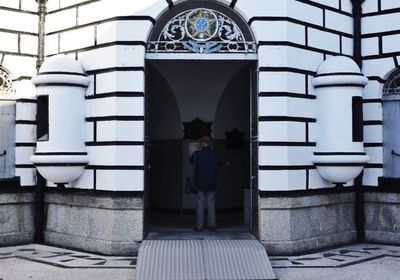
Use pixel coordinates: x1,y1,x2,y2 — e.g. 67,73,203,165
196,190,216,229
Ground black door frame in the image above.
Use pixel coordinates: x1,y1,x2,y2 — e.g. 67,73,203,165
143,59,259,237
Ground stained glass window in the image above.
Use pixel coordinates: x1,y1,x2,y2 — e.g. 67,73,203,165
147,5,256,54
0,69,15,94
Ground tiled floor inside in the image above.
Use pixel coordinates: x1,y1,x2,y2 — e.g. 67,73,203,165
147,211,249,232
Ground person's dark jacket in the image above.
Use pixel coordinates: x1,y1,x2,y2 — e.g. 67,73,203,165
190,146,225,191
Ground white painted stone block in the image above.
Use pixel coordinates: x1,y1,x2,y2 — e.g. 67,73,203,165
15,168,36,186
46,8,76,33
21,0,38,12
341,36,353,56
14,80,36,99
60,0,86,8
59,26,95,52
97,20,153,44
95,71,145,93
325,10,353,35
341,0,353,14
308,28,340,53
85,122,94,142
259,169,306,191
362,13,400,34
289,0,323,26
46,0,60,12
236,0,287,21
365,146,383,164
259,96,315,119
259,46,322,72
259,96,286,116
20,34,38,55
86,97,144,117
363,81,383,100
2,55,36,78
87,145,144,166
363,57,396,79
0,10,37,33
259,71,305,94
308,169,333,189
251,21,305,45
362,37,379,57
258,46,288,68
363,102,382,122
16,125,36,143
259,121,306,142
16,103,36,121
79,45,145,71
287,46,323,72
310,0,339,8
96,169,144,191
78,0,167,25
15,146,35,164
362,0,379,13
0,1,19,9
383,34,400,54
97,121,144,142
364,125,382,143
44,33,59,56
0,31,18,53
381,0,400,10
71,169,93,189
308,122,317,143
362,167,382,186
259,146,313,166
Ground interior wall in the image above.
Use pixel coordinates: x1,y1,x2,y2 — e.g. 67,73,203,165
150,60,250,125
148,60,251,210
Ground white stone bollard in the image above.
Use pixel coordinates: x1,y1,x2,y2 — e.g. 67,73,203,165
312,56,369,185
30,55,89,186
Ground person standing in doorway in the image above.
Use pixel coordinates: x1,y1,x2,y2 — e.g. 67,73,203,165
190,135,228,232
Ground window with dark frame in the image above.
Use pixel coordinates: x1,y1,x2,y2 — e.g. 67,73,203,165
352,96,363,142
37,95,49,141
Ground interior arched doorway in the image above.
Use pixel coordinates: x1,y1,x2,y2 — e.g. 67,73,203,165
143,0,258,236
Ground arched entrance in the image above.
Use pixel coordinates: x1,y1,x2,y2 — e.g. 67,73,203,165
143,0,258,236
382,69,400,178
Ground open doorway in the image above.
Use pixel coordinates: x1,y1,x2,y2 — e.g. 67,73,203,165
144,59,256,234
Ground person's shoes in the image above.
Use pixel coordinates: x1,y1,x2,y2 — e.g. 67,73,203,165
193,226,202,232
209,226,217,232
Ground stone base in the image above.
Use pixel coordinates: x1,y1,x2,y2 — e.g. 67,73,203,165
259,191,357,255
364,192,400,245
44,190,144,255
0,192,35,246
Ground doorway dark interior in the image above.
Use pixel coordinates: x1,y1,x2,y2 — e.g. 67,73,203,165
145,59,255,233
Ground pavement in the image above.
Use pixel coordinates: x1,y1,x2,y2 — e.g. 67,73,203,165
0,243,400,280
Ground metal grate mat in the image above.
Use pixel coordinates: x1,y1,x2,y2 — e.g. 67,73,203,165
136,239,276,280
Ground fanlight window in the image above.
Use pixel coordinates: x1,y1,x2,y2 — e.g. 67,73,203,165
147,7,256,54
383,69,400,98
0,69,15,94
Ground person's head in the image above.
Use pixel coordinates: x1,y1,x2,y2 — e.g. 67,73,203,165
199,135,212,147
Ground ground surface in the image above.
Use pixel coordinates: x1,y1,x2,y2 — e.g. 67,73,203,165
0,243,399,280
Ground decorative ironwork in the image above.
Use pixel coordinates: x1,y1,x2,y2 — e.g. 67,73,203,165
383,69,400,97
0,69,15,94
183,118,212,140
148,8,256,54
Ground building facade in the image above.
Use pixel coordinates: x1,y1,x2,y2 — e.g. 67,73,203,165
1,0,400,255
